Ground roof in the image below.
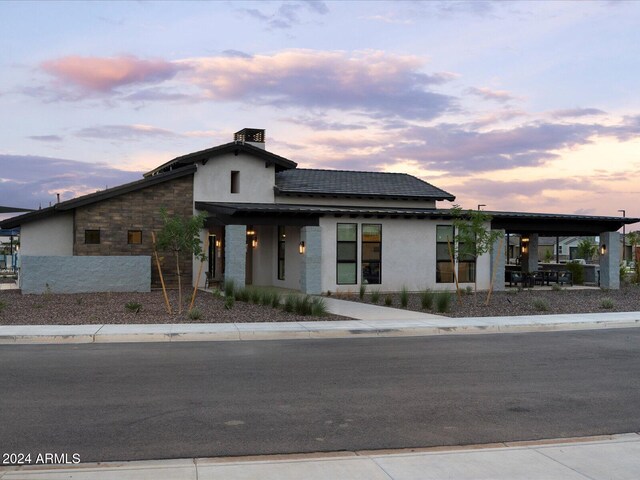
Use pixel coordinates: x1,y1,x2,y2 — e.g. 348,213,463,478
0,166,196,229
0,206,33,214
274,169,455,202
195,202,639,235
145,141,297,177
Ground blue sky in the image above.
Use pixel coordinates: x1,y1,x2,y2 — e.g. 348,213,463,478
1,0,639,220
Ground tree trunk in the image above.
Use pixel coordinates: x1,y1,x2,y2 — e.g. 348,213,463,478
175,251,182,314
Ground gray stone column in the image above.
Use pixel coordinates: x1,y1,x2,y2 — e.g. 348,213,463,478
300,226,322,294
490,229,506,291
521,233,539,273
224,225,246,289
599,231,620,289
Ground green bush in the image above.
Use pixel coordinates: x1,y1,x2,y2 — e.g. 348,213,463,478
283,294,296,313
359,284,367,299
235,287,250,302
259,290,272,306
294,296,311,315
270,292,282,308
420,289,434,310
565,262,584,285
224,280,235,298
125,301,142,314
224,295,235,310
400,285,409,308
435,292,451,313
370,289,381,304
0,300,6,313
188,307,202,320
533,299,549,311
601,298,614,309
249,288,261,304
384,294,393,306
310,297,327,316
551,284,562,292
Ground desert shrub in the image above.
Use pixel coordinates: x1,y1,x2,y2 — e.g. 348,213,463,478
384,294,393,306
249,288,261,304
0,300,6,313
435,292,451,313
465,286,473,295
565,262,584,285
235,288,250,302
223,280,235,298
400,285,409,308
370,289,381,304
359,284,367,299
601,298,614,309
125,301,142,314
310,297,327,316
259,290,272,306
224,295,234,310
294,296,311,315
270,292,282,308
533,299,549,311
188,307,202,320
420,289,434,310
283,294,296,313
551,284,562,292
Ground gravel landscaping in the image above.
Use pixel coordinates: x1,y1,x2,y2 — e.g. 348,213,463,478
340,284,640,318
0,289,344,325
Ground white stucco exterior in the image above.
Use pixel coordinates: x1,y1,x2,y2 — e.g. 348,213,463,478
19,213,74,256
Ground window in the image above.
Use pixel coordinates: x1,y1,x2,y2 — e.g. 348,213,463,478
436,225,454,283
336,223,357,284
85,229,100,244
457,239,476,283
361,224,381,284
277,226,286,280
230,171,239,193
128,230,142,244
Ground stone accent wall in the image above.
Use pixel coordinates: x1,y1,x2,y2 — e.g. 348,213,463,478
224,225,246,289
490,229,506,292
300,226,322,294
73,174,194,288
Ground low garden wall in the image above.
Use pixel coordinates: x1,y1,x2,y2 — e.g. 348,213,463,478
19,256,151,294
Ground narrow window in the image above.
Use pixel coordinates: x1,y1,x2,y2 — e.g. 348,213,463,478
337,223,357,285
458,237,476,283
230,170,239,193
361,224,381,284
85,229,100,245
277,226,286,280
128,230,142,244
436,225,454,283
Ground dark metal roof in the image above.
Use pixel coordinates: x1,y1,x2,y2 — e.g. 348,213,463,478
0,206,33,214
195,202,638,235
145,141,297,177
0,166,196,229
274,169,455,202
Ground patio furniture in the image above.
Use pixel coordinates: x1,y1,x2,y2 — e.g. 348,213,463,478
557,271,573,286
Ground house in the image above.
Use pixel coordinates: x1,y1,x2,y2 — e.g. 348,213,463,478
1,128,638,294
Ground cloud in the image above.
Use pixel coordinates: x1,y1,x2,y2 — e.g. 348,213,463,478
222,49,253,59
76,124,178,140
285,114,367,131
239,1,329,30
467,86,516,103
0,155,142,209
552,108,607,118
40,55,184,94
28,135,63,142
183,50,456,120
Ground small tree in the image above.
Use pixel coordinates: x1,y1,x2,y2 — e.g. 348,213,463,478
156,208,207,314
451,205,502,297
576,238,597,263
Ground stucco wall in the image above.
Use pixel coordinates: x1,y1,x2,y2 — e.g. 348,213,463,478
20,255,150,294
270,225,301,291
194,153,276,204
20,213,74,256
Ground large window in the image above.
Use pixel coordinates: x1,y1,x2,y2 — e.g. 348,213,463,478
85,229,100,245
337,223,357,284
361,224,381,284
436,225,454,283
277,226,286,280
458,238,476,283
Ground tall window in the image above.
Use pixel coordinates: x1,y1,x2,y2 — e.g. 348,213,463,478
277,226,286,280
85,229,100,245
230,171,239,193
361,224,381,284
436,225,454,283
337,223,357,284
458,238,476,283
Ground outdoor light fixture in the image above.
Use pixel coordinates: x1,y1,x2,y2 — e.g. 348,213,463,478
521,237,529,254
252,237,258,248
215,240,221,248
600,244,607,255
246,229,255,236
299,241,305,254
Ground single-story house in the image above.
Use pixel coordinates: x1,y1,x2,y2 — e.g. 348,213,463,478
2,128,638,294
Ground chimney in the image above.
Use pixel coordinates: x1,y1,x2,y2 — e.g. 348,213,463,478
234,128,265,150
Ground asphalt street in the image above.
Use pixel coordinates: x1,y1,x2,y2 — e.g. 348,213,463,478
1,329,639,463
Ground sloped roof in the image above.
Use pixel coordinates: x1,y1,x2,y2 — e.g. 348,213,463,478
145,141,297,177
274,169,455,201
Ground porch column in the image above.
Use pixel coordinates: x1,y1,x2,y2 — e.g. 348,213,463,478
599,231,620,289
300,226,322,295
490,229,506,291
224,225,246,289
521,233,539,273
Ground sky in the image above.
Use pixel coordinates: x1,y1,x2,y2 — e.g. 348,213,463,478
1,0,640,222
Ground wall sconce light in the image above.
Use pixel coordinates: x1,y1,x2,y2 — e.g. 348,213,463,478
299,241,305,254
252,237,258,248
215,240,221,248
246,229,255,236
600,244,607,255
521,236,529,254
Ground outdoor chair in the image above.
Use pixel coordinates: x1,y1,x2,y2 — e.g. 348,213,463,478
558,271,573,286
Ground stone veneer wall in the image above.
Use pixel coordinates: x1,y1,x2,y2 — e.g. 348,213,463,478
73,174,194,288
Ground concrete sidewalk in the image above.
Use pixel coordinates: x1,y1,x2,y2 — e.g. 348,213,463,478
1,433,638,479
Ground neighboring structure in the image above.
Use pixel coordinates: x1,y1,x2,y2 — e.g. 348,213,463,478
2,128,638,293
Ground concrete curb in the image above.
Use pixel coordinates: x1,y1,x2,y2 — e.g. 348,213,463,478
0,314,639,345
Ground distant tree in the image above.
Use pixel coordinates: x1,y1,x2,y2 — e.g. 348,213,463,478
576,238,597,263
156,208,207,314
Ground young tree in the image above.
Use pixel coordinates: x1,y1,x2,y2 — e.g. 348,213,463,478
156,208,207,314
451,205,502,297
576,238,597,263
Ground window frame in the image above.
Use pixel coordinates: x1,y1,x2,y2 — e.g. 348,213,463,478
84,229,100,245
436,225,454,283
336,223,357,285
361,223,382,285
127,230,142,245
